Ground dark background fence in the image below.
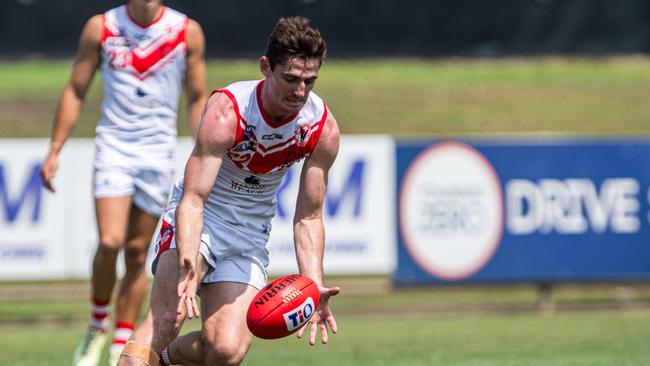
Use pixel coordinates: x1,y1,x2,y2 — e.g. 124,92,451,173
3,0,649,58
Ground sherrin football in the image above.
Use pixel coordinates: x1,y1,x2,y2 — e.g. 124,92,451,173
246,274,320,339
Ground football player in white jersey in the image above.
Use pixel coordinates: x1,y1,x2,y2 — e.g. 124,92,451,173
118,17,340,366
39,1,207,365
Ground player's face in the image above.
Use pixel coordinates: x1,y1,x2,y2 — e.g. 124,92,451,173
264,57,320,116
128,0,162,10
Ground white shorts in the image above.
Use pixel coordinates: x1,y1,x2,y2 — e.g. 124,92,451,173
152,208,269,290
93,165,174,216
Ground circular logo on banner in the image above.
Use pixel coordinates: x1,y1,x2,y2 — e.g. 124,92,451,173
399,141,504,280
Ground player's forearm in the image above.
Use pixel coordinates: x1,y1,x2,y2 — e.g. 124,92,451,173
187,96,206,140
48,87,83,156
293,217,325,286
175,196,205,267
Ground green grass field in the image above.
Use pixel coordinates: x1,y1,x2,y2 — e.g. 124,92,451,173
1,57,649,138
2,58,650,365
3,311,650,366
3,280,650,365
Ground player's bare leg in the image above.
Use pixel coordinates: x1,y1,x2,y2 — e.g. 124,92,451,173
94,196,133,308
109,204,159,365
118,249,204,366
163,331,204,366
154,283,257,365
199,282,258,366
74,196,132,366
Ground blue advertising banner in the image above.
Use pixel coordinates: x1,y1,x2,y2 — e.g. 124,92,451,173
395,138,650,285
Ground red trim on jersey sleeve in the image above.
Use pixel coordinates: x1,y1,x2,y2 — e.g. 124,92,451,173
213,89,242,124
256,80,299,128
100,14,108,43
183,16,190,44
100,14,116,42
305,102,329,155
211,89,248,149
100,14,117,56
127,5,167,29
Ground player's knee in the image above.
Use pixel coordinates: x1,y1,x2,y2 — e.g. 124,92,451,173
203,337,249,366
123,245,148,271
98,233,125,250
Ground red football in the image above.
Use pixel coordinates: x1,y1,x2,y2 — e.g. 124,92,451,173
246,274,320,339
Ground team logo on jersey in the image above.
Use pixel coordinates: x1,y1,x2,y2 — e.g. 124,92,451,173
233,138,258,152
244,125,256,139
229,126,259,163
135,87,147,97
228,151,253,163
295,124,312,147
245,175,261,185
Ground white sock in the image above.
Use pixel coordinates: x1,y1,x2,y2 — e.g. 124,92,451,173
89,297,110,331
161,347,172,365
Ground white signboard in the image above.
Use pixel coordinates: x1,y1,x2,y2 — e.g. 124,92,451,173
267,135,396,275
0,139,95,279
0,136,394,280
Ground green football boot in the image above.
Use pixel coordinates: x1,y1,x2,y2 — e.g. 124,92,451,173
73,328,108,366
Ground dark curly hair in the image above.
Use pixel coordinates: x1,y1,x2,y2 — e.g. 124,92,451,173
265,16,327,70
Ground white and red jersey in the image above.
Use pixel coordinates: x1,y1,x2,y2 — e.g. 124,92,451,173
169,80,327,255
95,5,188,170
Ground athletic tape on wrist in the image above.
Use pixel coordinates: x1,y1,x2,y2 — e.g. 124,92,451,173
122,340,160,366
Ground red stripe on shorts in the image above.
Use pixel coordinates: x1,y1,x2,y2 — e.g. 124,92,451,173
156,220,175,256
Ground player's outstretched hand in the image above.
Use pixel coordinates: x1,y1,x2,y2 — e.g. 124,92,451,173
177,257,201,319
40,154,58,192
297,285,340,346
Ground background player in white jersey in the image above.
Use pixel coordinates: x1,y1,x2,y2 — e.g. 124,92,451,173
39,1,207,365
118,16,340,366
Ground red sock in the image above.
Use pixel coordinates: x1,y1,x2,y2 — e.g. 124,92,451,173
90,297,110,331
110,321,134,354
